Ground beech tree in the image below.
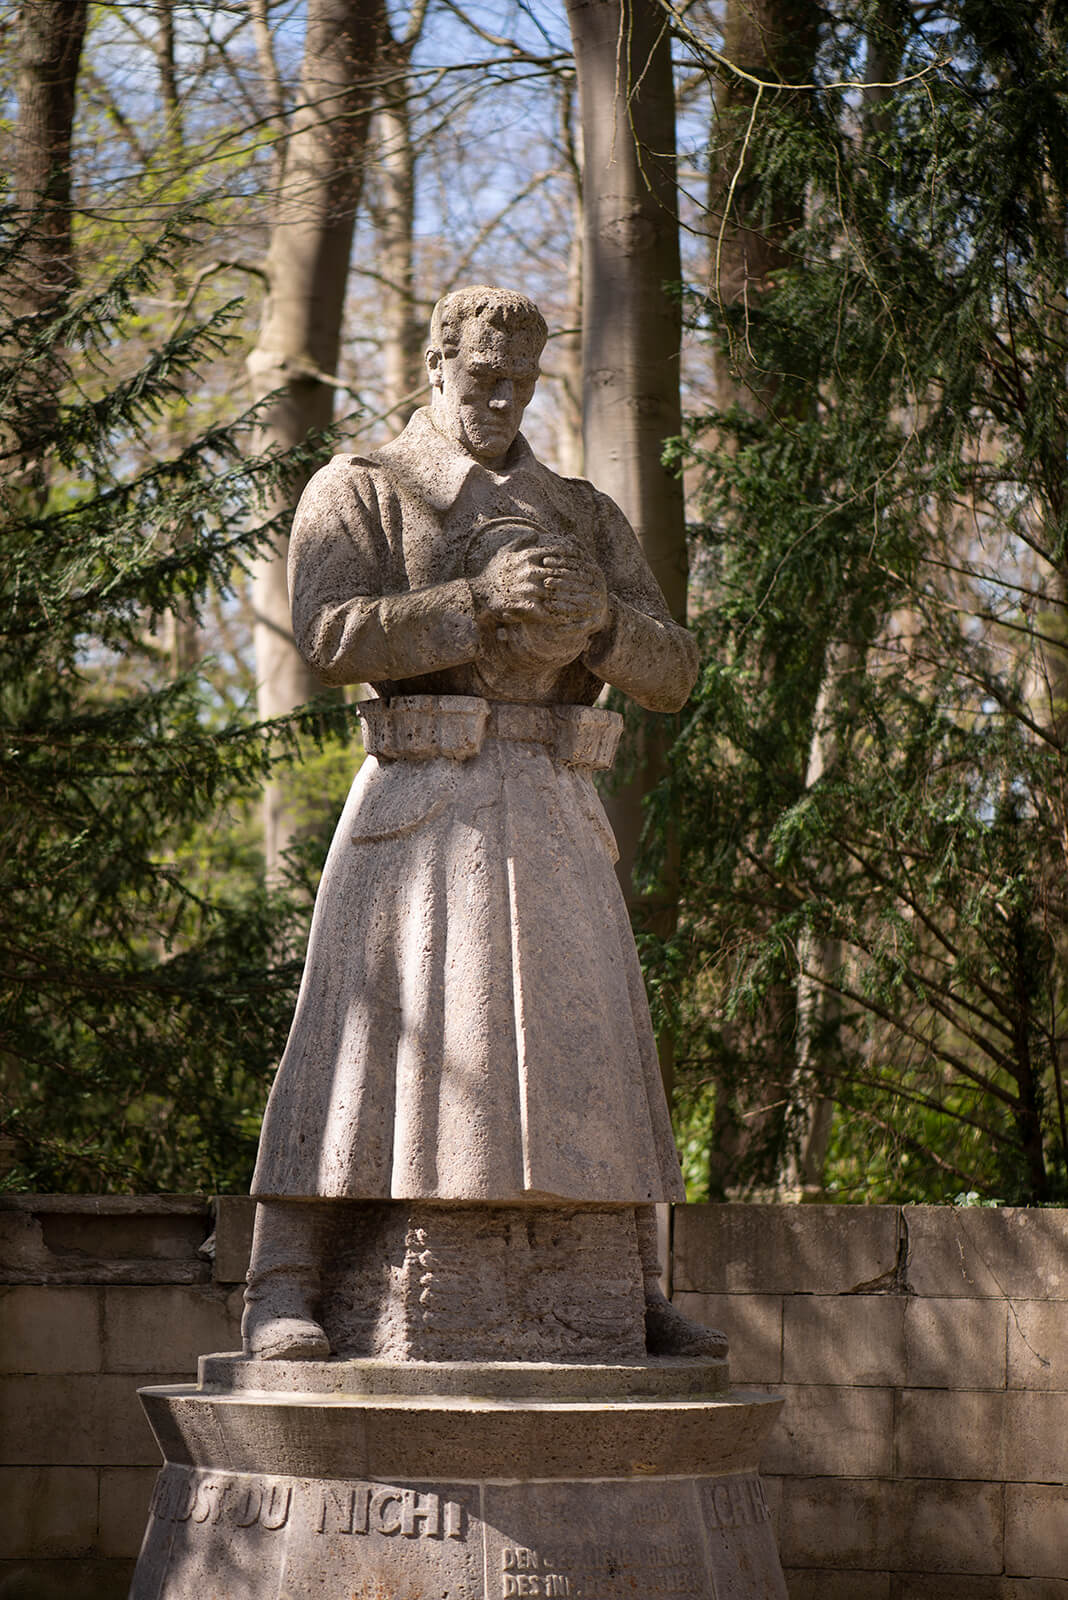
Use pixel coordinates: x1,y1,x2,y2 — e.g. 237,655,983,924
369,0,430,425
565,0,689,1096
11,0,87,322
9,0,88,515
247,0,388,876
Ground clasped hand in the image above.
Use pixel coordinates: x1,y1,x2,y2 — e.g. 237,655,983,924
470,544,609,639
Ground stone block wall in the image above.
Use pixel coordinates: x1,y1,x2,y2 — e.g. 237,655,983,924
0,1196,250,1600
2,1198,1066,1598
674,1203,1068,1599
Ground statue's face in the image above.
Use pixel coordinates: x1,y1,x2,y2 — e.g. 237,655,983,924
427,320,541,467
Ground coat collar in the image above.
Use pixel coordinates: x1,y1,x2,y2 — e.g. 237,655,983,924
372,406,544,513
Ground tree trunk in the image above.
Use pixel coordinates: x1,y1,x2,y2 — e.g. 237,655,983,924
247,0,387,877
10,0,88,513
565,0,686,618
565,0,687,1098
153,0,200,676
784,11,905,1194
705,0,822,1192
557,191,585,477
373,29,424,428
787,637,865,1194
13,0,88,319
556,79,585,478
709,0,820,412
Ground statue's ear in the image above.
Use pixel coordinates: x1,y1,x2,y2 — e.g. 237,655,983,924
426,347,444,389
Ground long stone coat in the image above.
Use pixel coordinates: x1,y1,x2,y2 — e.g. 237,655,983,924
251,409,698,1205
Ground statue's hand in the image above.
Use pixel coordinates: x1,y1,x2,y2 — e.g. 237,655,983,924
538,553,610,636
469,544,557,619
492,554,610,671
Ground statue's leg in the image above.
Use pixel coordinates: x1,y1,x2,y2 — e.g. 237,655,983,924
241,1198,332,1360
637,1203,729,1359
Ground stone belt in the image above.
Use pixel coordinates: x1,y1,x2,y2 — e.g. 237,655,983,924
359,694,622,771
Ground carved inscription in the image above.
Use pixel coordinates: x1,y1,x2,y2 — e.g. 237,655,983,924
150,1472,468,1544
317,1485,464,1540
705,1476,771,1531
150,1473,291,1532
499,1543,704,1599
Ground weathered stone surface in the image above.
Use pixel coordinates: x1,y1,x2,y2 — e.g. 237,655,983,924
783,1295,906,1387
904,1295,1008,1389
250,700,682,1207
485,1480,719,1599
131,1357,785,1597
0,1196,211,1286
895,1388,1006,1480
0,1204,49,1278
897,1386,1068,1485
904,1205,1068,1299
197,1353,729,1399
1002,1388,1068,1483
760,1384,894,1478
139,1382,782,1483
130,1453,787,1600
775,1476,882,1570
0,1557,135,1600
673,1205,900,1295
0,1373,180,1466
15,1196,1068,1591
250,289,696,1217
693,1476,790,1599
1006,1298,1068,1390
99,1465,165,1559
1004,1482,1068,1577
0,1285,102,1374
211,1194,255,1285
784,1570,891,1599
894,1580,1068,1600
235,288,713,1370
0,1465,98,1557
758,1468,783,1529
316,1201,647,1362
876,1480,1004,1574
103,1285,240,1375
777,1476,1003,1573
655,1293,783,1384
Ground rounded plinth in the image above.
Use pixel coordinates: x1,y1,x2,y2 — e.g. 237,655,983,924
142,1382,776,1482
131,1366,788,1600
198,1351,730,1400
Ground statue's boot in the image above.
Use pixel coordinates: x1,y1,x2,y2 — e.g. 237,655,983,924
637,1204,729,1359
241,1199,332,1360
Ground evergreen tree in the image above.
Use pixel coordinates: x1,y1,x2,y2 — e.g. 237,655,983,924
669,0,1068,1204
0,216,356,1192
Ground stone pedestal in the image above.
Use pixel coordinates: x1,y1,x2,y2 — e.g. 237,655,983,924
309,1200,648,1361
130,1356,788,1599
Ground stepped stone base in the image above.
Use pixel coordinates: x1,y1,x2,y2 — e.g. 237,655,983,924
130,1358,787,1599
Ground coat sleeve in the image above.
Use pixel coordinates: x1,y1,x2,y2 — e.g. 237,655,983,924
580,490,700,713
287,456,479,687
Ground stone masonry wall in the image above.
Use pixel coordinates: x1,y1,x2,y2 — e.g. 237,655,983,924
2,1199,1066,1599
0,1195,252,1600
674,1204,1068,1599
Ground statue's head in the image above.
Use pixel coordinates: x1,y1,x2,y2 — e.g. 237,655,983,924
425,286,548,468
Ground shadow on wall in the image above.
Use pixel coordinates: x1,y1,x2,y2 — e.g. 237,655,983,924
674,1203,1068,1595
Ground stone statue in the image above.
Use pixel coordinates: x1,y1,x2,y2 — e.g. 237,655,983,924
242,285,726,1365
129,286,789,1600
